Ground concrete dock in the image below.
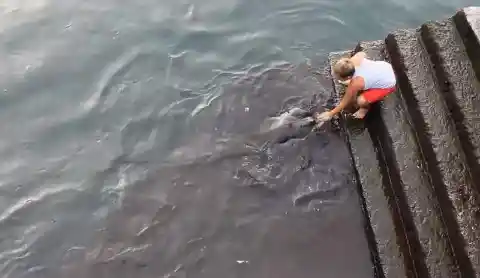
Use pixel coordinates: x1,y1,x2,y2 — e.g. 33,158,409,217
329,6,480,278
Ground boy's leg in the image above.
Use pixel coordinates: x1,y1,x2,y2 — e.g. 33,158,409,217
341,91,362,114
352,87,396,119
353,95,370,119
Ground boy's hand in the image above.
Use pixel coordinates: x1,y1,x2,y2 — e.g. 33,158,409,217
314,111,333,122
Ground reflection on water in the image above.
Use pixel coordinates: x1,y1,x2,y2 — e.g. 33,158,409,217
0,0,473,277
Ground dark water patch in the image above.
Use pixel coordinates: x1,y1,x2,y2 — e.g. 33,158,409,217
61,142,371,277
50,62,374,278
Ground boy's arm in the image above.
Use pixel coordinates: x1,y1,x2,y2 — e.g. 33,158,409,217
350,51,366,64
329,77,364,116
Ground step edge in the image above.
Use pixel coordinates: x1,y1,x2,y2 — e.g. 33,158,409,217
453,8,480,81
384,31,476,277
416,20,480,276
329,51,413,278
419,19,480,189
357,40,460,278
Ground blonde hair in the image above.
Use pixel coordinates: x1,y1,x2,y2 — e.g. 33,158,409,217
333,57,355,79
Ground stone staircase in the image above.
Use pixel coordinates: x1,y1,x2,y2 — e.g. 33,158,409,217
328,7,480,278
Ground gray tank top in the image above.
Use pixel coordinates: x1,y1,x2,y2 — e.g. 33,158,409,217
353,58,396,90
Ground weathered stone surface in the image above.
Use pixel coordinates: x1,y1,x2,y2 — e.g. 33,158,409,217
384,30,465,277
329,50,410,278
454,7,480,80
355,42,430,278
420,19,480,275
329,6,480,278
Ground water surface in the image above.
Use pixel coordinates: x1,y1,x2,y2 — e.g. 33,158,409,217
0,0,476,277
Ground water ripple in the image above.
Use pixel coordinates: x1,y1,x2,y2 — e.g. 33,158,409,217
84,46,144,112
0,183,79,224
0,0,469,277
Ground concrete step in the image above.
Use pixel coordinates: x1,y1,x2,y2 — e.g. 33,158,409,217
357,40,460,278
453,7,480,81
419,18,480,275
385,28,476,277
329,50,411,278
328,6,480,278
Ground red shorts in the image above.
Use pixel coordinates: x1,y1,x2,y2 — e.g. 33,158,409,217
361,87,396,103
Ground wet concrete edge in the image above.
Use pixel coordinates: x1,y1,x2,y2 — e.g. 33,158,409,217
355,41,432,278
329,50,411,278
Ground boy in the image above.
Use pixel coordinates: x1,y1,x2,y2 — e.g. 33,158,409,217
316,51,397,121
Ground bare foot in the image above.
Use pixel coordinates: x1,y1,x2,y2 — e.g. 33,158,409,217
353,108,369,119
